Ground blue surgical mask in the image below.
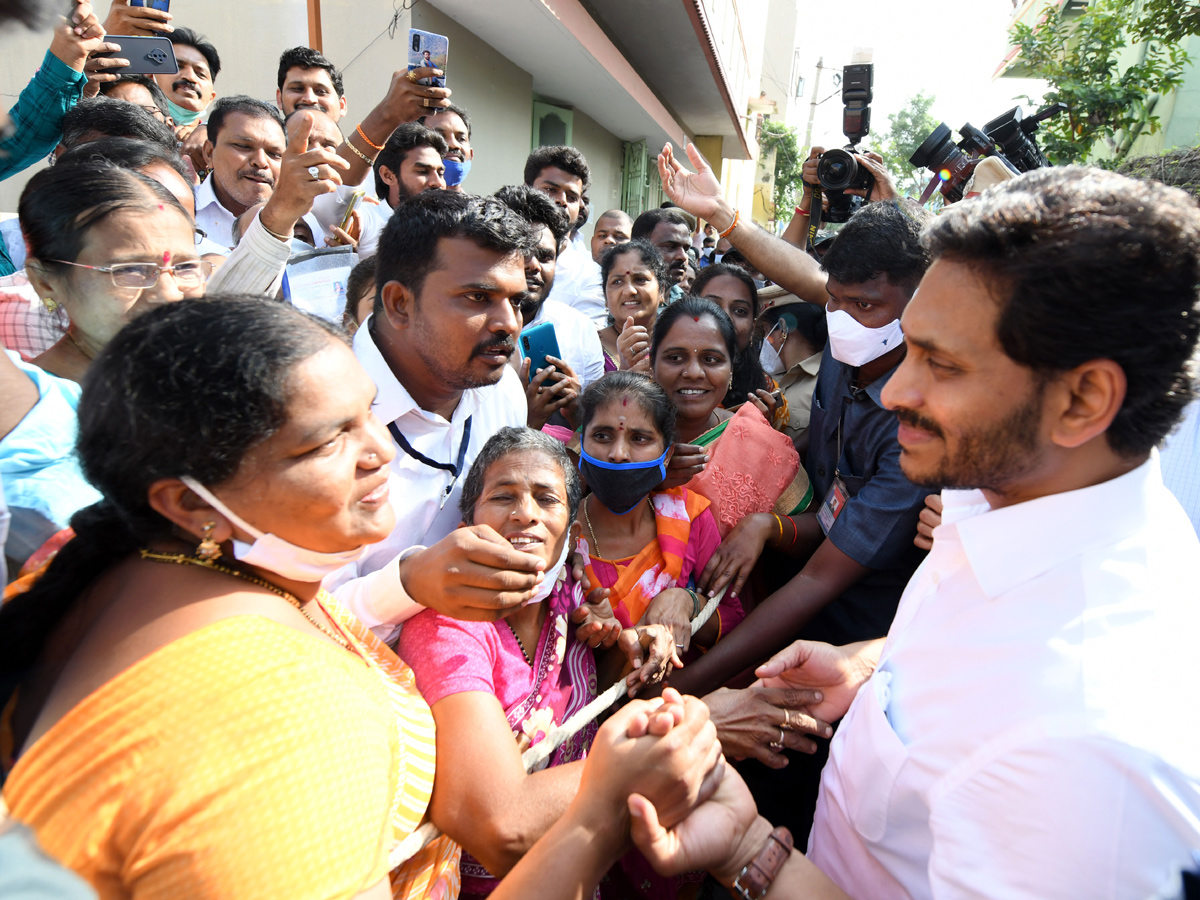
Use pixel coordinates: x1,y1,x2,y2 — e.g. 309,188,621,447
165,97,203,127
443,157,472,187
578,446,669,515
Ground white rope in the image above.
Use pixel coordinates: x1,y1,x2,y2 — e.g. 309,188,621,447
387,586,726,871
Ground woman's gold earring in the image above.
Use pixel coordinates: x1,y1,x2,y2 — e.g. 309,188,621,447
41,297,58,313
196,520,222,561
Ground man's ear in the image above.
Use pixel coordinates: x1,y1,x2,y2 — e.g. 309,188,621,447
380,279,416,332
202,139,215,169
1048,359,1127,450
275,89,283,111
338,95,348,118
378,164,397,188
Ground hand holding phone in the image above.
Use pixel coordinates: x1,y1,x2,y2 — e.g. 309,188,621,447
129,0,170,10
407,28,449,87
92,34,178,75
520,322,562,385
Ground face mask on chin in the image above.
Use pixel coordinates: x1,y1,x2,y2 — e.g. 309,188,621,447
578,446,669,516
165,97,205,127
825,305,904,367
443,157,472,186
181,476,369,582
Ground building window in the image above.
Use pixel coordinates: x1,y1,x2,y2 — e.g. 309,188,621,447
532,101,573,147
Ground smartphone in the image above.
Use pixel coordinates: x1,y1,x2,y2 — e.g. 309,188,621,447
129,0,170,9
338,190,366,231
520,322,561,384
407,28,448,88
93,35,178,76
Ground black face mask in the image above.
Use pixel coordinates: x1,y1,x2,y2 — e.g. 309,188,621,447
578,446,669,515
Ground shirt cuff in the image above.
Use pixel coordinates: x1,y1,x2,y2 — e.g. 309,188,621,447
205,211,291,295
329,545,426,630
38,48,87,89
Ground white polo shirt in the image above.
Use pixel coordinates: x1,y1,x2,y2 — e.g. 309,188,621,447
327,318,528,633
524,297,604,390
809,453,1200,899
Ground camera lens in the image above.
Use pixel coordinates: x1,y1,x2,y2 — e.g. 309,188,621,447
817,149,859,191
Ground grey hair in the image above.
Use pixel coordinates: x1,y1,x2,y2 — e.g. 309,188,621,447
459,427,583,525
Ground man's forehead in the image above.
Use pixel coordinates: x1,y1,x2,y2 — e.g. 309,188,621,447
286,66,334,88
826,272,905,302
429,111,468,134
174,45,209,71
651,220,690,243
535,168,582,192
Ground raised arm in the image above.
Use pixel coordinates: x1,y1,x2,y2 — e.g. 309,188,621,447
657,143,827,303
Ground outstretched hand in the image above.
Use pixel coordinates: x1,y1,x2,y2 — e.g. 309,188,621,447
657,143,731,228
754,638,880,725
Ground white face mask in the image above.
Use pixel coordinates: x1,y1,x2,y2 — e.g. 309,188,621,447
825,305,904,367
182,476,370,582
759,321,786,376
523,537,572,607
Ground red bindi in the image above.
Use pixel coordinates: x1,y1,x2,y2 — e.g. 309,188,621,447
622,398,627,406
693,316,700,322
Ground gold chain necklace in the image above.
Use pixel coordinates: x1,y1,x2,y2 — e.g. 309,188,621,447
138,550,355,652
67,331,94,361
583,495,603,559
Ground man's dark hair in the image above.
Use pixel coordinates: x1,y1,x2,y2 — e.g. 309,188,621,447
60,97,178,152
373,122,448,200
0,0,61,28
523,145,591,192
277,46,344,97
206,95,285,145
169,26,221,81
821,199,931,294
344,255,378,325
374,190,536,315
494,184,570,248
419,102,472,138
578,371,678,448
57,136,189,186
630,207,692,241
927,165,1200,457
100,74,171,120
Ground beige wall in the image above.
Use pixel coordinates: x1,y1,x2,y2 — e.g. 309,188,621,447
411,2,532,194
568,106,624,225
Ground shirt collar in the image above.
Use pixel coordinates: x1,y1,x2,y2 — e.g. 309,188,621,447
194,175,223,213
353,316,481,427
937,452,1161,600
788,350,823,378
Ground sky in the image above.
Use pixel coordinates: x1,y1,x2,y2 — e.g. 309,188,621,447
775,0,1051,155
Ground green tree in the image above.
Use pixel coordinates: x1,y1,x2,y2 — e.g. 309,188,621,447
1132,0,1200,46
759,119,804,221
873,91,941,197
1012,0,1189,164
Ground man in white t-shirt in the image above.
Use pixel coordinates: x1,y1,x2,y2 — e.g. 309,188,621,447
328,191,546,638
494,184,604,428
746,167,1200,898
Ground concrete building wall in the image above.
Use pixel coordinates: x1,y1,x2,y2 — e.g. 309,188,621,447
568,106,625,220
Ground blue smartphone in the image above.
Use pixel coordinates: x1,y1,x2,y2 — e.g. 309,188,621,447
520,322,561,384
129,0,170,9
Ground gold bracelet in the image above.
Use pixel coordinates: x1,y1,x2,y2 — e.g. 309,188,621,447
258,218,293,243
773,513,784,543
355,123,385,151
718,208,740,238
344,134,375,164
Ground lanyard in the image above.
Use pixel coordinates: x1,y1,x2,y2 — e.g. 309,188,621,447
387,415,473,509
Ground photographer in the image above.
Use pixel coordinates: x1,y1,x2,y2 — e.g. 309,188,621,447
781,146,898,251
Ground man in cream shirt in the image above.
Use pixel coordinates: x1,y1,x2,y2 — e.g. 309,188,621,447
327,191,547,638
756,167,1200,898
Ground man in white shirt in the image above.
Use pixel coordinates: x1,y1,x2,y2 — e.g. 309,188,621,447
752,167,1200,898
494,185,604,428
525,146,607,324
328,191,549,637
195,96,286,248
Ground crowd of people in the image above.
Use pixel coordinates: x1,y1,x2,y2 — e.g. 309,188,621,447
1,1,1199,899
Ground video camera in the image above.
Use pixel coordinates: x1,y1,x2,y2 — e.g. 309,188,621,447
815,56,874,224
909,102,1067,203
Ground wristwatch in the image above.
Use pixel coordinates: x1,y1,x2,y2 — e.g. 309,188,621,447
732,826,793,900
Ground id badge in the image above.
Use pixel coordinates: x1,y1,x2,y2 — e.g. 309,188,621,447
816,474,849,534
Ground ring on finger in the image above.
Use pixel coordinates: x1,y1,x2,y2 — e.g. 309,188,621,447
404,70,419,83
768,727,786,753
782,709,793,731
307,165,320,180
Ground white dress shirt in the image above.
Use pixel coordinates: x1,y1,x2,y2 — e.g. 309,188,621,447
810,453,1200,900
1161,398,1200,535
525,298,604,389
326,318,528,635
194,175,236,250
551,239,607,326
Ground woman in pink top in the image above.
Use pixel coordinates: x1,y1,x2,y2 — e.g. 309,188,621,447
398,427,678,900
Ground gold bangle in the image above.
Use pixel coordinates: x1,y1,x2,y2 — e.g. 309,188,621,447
258,218,292,243
344,135,375,164
718,208,740,238
772,513,783,543
355,123,385,151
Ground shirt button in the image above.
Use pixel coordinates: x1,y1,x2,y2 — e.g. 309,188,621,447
818,467,826,477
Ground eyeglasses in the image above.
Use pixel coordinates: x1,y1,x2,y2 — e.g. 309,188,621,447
48,259,213,289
